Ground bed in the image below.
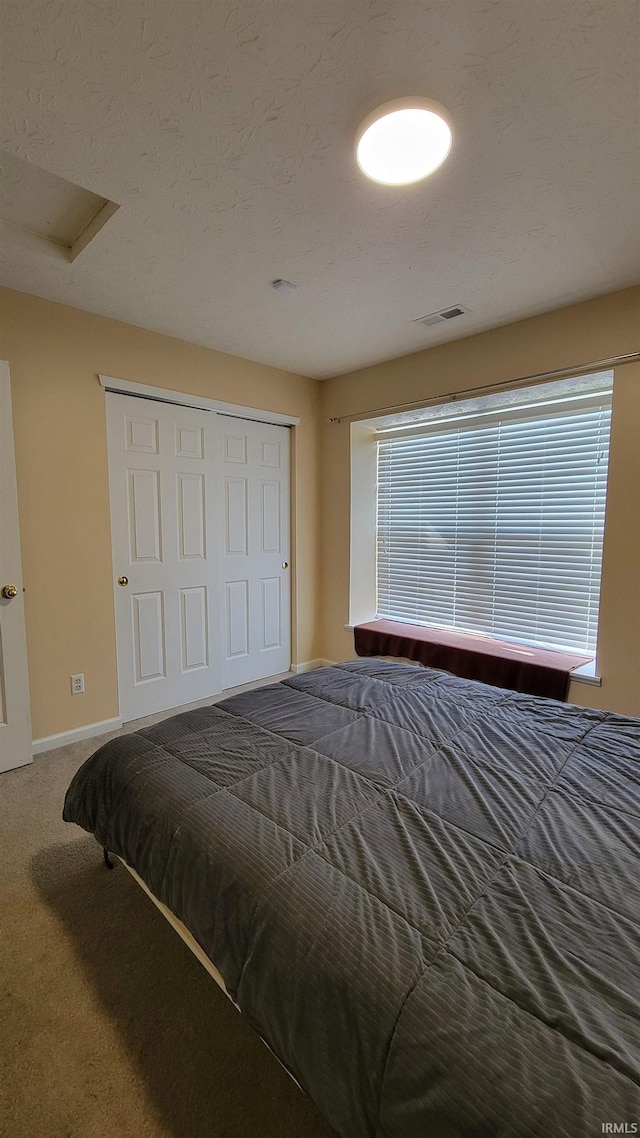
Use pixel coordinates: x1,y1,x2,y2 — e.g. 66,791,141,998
63,659,640,1136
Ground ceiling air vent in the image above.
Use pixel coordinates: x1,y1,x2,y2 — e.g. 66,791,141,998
413,304,470,328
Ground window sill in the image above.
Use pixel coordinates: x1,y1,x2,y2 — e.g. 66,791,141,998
352,619,595,701
570,659,601,686
347,620,601,685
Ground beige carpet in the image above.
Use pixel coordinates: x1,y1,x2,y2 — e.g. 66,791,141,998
0,683,338,1138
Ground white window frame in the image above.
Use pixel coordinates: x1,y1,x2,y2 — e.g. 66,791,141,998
348,373,614,682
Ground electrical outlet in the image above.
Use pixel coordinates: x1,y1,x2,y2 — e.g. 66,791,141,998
70,673,85,695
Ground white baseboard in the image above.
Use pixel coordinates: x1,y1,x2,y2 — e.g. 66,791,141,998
32,716,123,756
291,659,335,674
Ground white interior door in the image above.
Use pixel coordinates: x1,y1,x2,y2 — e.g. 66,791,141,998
0,361,32,773
220,418,291,688
107,393,222,723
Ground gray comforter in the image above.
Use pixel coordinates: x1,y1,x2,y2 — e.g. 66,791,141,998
63,660,640,1136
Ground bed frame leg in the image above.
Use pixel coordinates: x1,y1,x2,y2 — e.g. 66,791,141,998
103,847,114,870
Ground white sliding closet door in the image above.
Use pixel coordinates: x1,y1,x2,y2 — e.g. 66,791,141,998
107,393,221,722
220,417,291,688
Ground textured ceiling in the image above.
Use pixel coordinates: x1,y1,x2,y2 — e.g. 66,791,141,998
1,0,638,379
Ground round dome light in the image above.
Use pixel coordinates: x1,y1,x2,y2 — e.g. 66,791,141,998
355,97,453,186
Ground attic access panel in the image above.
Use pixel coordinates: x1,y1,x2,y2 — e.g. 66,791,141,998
0,151,118,262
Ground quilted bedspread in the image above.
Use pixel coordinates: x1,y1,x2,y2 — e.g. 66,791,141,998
63,660,640,1136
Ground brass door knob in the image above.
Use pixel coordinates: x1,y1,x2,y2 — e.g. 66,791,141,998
1,584,18,599
117,576,129,587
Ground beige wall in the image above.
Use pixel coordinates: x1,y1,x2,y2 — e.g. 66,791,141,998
320,286,640,716
2,284,638,738
0,288,322,739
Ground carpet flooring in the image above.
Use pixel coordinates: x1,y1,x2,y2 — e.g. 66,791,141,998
0,681,338,1138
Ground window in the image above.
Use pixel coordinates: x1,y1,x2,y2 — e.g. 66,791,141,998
376,375,613,655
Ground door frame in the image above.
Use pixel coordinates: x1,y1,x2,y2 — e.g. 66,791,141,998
101,375,299,722
0,360,32,772
99,375,300,428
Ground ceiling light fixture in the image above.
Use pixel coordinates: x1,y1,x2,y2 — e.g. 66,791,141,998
355,97,453,186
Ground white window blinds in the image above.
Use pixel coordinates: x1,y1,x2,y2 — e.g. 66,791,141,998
376,384,613,654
